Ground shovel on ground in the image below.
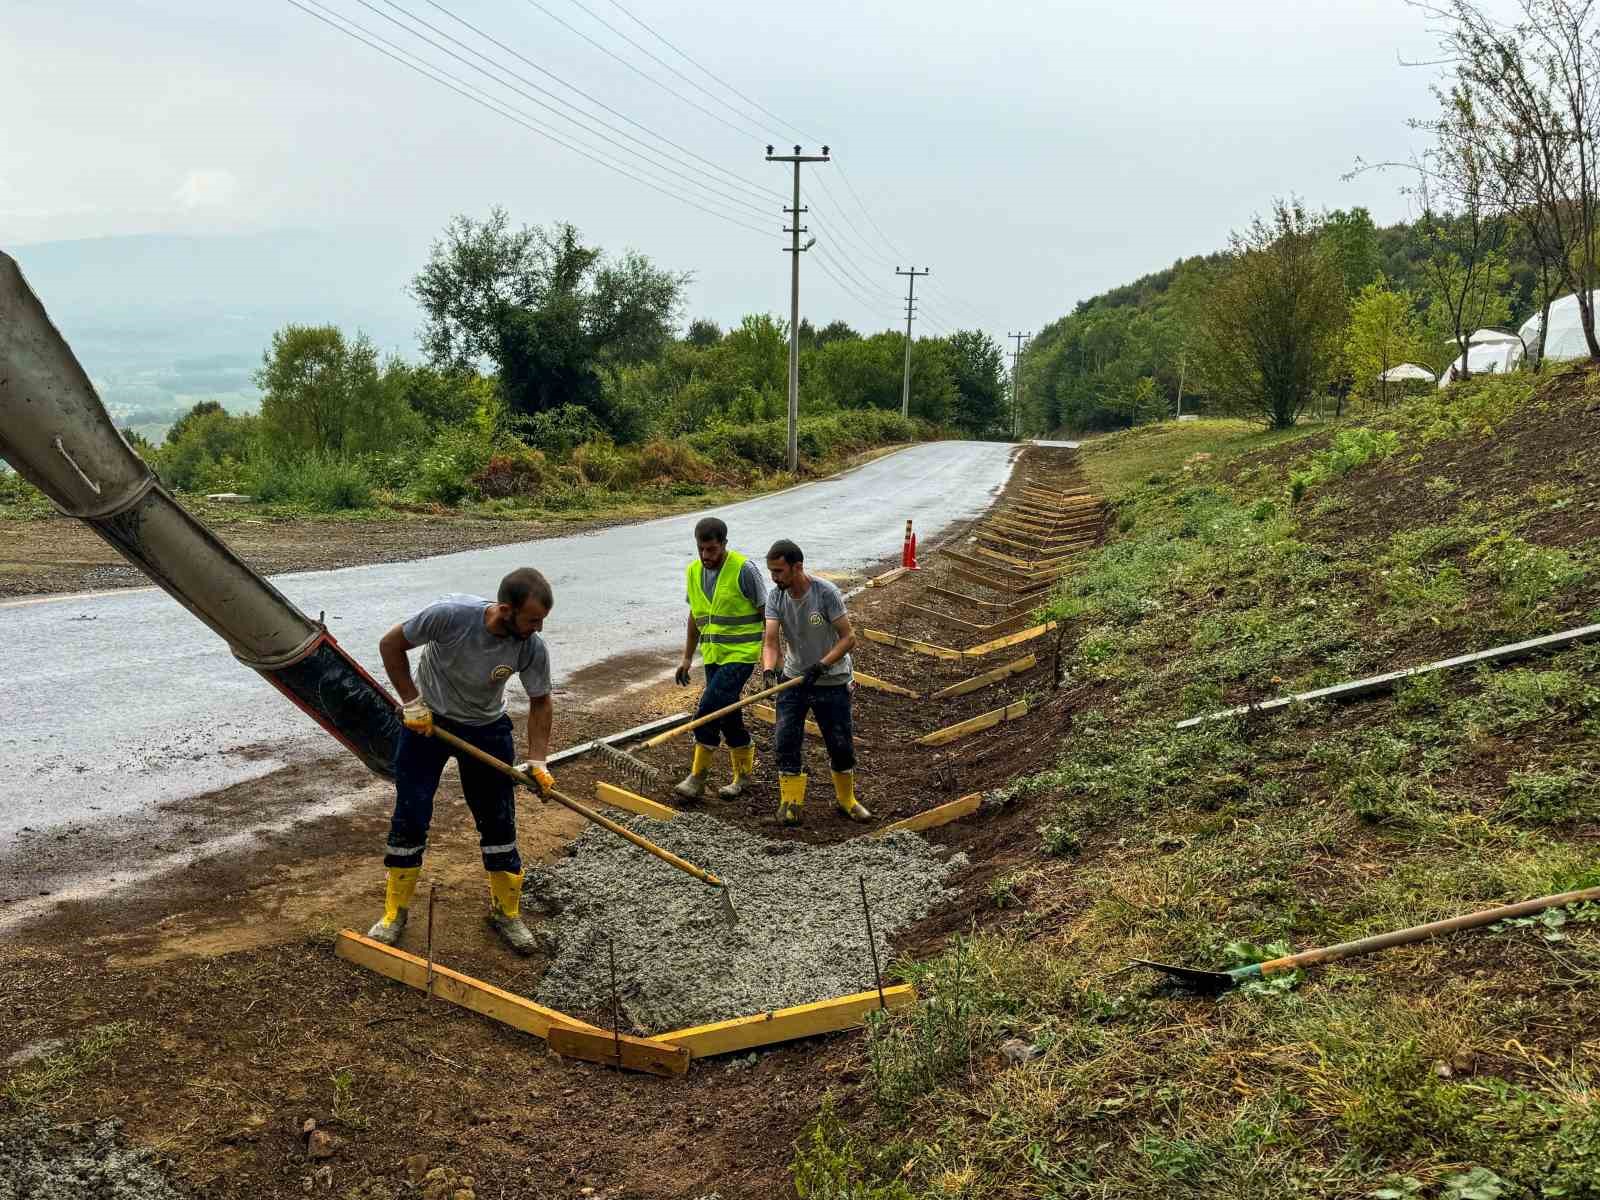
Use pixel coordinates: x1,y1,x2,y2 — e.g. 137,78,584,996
428,725,739,927
1133,885,1600,993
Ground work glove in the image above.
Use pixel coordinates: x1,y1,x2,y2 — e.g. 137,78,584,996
762,668,781,690
401,697,433,735
803,663,825,685
674,663,692,687
517,760,555,798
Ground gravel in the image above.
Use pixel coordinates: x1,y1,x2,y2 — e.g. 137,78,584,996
0,1116,189,1200
524,811,957,1033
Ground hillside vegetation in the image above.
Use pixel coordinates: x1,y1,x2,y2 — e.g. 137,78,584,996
800,367,1600,1199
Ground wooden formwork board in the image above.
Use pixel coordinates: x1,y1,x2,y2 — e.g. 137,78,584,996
931,653,1037,699
942,548,1061,584
657,986,915,1058
867,565,909,588
333,931,694,1077
905,604,1035,637
951,565,1057,596
855,671,921,698
973,545,1078,571
916,699,1029,746
978,530,1094,557
862,627,964,660
926,585,1036,613
965,622,1056,658
546,1026,691,1076
875,793,982,835
594,782,678,821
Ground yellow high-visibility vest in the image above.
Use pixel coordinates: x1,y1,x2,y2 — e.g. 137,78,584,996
686,549,762,665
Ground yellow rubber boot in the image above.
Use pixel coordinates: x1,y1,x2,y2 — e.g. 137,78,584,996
674,742,717,802
487,870,536,955
832,769,872,822
777,772,807,826
366,866,419,947
718,744,756,800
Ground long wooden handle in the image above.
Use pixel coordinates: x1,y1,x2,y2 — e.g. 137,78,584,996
641,675,805,748
1259,885,1600,976
428,726,727,890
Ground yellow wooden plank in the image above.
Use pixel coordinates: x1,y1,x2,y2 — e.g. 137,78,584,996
594,781,678,821
862,627,964,660
854,671,921,698
973,545,1077,571
915,699,1029,747
940,548,1042,581
875,793,983,835
867,565,909,588
335,930,604,1040
925,584,1034,613
951,565,1056,596
965,622,1057,657
546,1025,690,1076
930,653,1037,699
903,604,989,633
657,985,916,1058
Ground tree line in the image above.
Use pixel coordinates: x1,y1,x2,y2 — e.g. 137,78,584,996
1019,0,1600,433
148,207,1010,509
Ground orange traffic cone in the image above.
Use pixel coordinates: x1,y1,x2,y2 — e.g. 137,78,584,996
902,519,920,570
908,530,919,570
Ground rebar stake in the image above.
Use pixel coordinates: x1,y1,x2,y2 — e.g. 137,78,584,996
608,935,622,1065
425,880,437,1002
859,875,887,1011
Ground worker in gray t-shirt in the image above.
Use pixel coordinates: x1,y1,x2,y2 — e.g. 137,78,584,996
368,567,557,957
760,538,871,827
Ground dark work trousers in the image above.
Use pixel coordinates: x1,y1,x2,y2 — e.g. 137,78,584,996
773,678,856,775
384,713,521,873
693,661,756,749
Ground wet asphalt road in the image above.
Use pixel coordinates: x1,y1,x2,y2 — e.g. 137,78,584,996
0,441,1017,847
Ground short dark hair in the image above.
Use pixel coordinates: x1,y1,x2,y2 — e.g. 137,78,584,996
694,516,728,544
767,539,803,565
498,567,553,612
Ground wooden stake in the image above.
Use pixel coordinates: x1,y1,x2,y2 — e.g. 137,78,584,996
875,793,983,835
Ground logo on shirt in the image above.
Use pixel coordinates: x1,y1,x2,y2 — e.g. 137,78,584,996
807,612,825,626
490,665,514,683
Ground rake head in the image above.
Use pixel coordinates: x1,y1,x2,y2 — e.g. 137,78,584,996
595,740,663,790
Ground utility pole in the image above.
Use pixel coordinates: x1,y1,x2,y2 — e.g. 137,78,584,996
895,267,930,419
766,143,830,472
1008,331,1031,440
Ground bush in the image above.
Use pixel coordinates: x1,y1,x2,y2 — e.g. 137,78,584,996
571,437,638,489
1288,427,1399,499
633,438,711,484
415,427,493,506
152,408,260,492
249,455,373,510
470,445,550,499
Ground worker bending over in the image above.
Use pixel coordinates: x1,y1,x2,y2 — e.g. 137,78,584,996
761,539,871,826
674,516,769,801
369,567,556,955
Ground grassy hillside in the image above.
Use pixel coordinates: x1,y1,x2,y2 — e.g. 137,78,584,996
800,373,1600,1198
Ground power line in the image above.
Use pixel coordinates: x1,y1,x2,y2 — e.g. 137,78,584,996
597,0,817,143
516,0,771,143
833,161,910,263
284,0,771,236
808,252,893,328
561,0,787,142
808,174,898,271
371,0,779,211
810,242,896,323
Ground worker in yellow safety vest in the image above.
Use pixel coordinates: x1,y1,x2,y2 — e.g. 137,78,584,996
673,516,769,800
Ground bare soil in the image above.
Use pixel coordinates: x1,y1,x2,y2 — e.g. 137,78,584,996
0,445,1100,1199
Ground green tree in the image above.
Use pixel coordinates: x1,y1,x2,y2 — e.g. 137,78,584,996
685,318,722,348
945,329,1008,436
1324,207,1383,294
163,400,226,447
1345,279,1425,408
256,325,421,456
1196,199,1347,428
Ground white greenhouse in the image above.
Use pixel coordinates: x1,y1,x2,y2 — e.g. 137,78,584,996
1518,291,1600,364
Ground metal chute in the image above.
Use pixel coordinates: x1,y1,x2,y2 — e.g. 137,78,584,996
0,250,401,776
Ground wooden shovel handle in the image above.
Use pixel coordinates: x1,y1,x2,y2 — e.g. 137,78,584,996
640,675,805,748
429,726,726,890
1258,885,1600,976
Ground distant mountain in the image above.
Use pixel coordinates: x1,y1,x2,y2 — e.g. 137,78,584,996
6,230,428,421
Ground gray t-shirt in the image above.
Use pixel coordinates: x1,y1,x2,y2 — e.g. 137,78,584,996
686,558,767,610
402,594,551,725
765,577,852,685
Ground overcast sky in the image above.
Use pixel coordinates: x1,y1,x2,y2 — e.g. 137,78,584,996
4,0,1452,341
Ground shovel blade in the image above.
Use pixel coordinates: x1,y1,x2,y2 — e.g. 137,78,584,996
716,884,740,927
1130,959,1238,994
